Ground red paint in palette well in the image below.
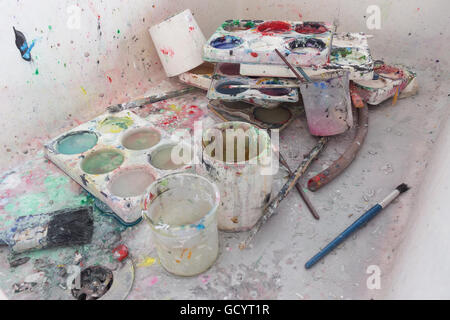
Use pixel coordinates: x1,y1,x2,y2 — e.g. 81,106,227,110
257,21,291,33
250,52,258,57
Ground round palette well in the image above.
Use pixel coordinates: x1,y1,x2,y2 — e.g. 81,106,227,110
218,63,241,76
295,22,328,34
256,21,291,33
253,106,292,125
287,38,326,52
210,35,243,49
215,81,248,95
149,144,188,170
257,80,292,96
56,131,98,155
121,128,161,150
81,149,125,175
108,166,156,198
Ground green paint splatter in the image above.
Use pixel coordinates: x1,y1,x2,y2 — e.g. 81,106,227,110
117,29,121,34
35,68,39,75
244,21,255,28
48,25,52,31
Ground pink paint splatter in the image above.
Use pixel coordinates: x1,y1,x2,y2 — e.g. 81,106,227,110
188,26,195,32
160,48,175,57
149,276,159,286
200,275,210,284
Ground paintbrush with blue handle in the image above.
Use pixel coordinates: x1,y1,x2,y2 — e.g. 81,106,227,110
305,183,410,269
0,206,94,254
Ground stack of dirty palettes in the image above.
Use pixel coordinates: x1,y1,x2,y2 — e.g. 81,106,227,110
177,20,369,135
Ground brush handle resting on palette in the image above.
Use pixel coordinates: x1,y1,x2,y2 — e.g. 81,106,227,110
305,204,382,269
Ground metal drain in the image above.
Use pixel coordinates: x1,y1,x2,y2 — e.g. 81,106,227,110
71,266,113,300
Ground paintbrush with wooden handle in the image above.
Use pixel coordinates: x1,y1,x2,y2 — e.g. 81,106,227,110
0,206,94,254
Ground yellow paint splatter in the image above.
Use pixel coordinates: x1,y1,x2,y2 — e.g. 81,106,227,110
81,86,87,95
168,104,181,112
137,257,156,267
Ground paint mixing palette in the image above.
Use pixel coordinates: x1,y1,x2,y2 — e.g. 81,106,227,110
240,33,374,81
45,110,195,223
203,20,334,67
208,100,303,131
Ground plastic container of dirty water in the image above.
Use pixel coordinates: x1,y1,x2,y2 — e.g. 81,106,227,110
201,121,273,232
142,173,220,276
300,70,353,136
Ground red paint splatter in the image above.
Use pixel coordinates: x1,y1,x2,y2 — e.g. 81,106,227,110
250,52,258,57
188,26,195,32
160,48,175,57
107,76,112,83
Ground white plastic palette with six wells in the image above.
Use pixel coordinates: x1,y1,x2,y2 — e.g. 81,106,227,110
45,110,194,223
203,20,334,67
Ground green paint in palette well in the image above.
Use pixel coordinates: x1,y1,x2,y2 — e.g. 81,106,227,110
82,149,125,174
56,131,98,155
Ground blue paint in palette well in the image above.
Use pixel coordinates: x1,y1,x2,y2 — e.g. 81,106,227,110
210,35,243,49
56,131,98,155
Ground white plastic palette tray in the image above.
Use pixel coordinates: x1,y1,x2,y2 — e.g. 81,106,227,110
44,110,194,223
202,20,334,67
240,33,374,81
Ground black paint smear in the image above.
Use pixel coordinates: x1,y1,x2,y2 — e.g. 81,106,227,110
13,27,33,61
288,38,326,52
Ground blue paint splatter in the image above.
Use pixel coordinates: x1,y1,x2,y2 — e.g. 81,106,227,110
13,27,35,61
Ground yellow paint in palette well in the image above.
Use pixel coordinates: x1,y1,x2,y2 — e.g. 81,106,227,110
97,116,134,133
137,257,157,267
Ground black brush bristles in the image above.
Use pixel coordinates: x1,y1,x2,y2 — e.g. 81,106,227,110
46,206,94,248
396,183,410,194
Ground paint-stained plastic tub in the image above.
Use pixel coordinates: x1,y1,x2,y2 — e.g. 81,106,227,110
300,70,353,136
142,173,220,276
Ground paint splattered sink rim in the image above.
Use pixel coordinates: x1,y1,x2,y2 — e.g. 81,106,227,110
141,172,220,236
202,121,271,165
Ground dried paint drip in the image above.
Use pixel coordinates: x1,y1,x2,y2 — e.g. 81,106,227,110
97,116,134,134
56,131,98,155
203,129,256,163
149,144,187,170
121,128,161,150
215,81,248,95
253,106,292,125
210,35,243,49
257,21,291,33
142,173,220,276
218,63,241,76
108,167,155,198
288,38,326,52
295,22,328,34
81,149,125,175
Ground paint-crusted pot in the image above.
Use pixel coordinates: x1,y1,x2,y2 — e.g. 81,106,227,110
142,173,220,276
201,122,273,232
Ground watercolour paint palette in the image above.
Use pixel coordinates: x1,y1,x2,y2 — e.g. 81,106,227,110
240,33,374,81
44,110,195,223
202,20,334,67
353,64,416,105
